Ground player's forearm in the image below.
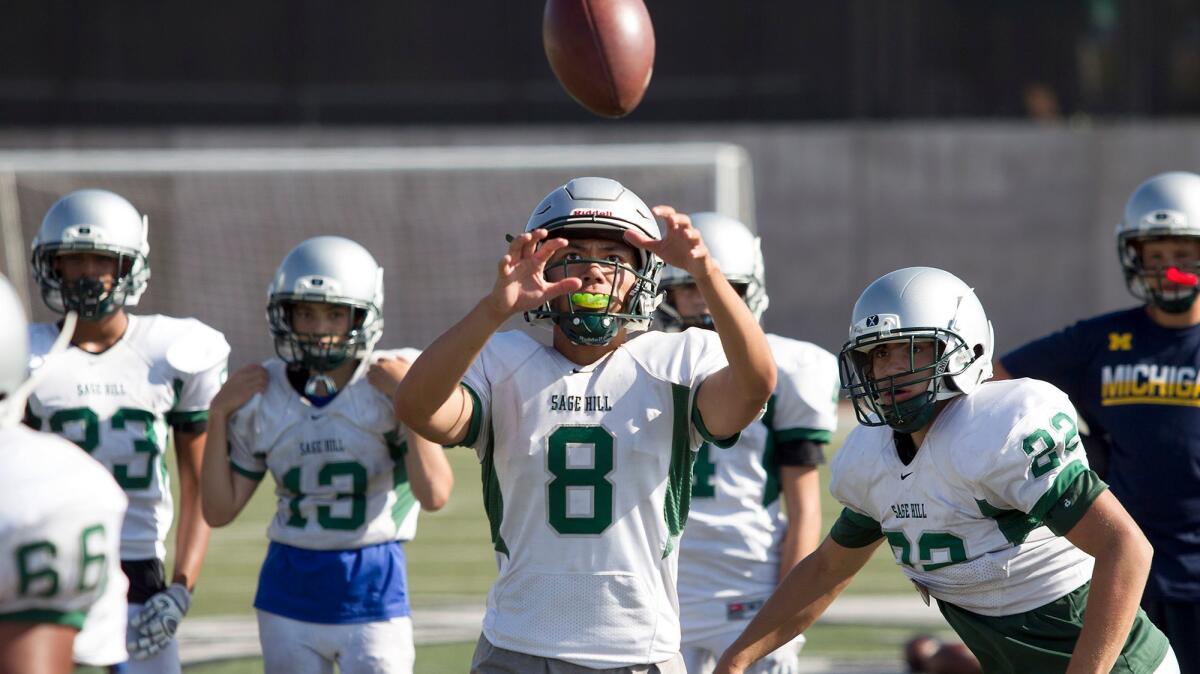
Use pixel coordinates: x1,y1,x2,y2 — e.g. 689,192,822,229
404,433,454,511
199,414,240,527
394,298,505,442
694,261,776,403
173,433,212,590
778,512,821,581
717,545,853,673
779,467,822,581
1067,535,1153,674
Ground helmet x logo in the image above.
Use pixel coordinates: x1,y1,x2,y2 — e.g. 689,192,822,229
866,315,879,327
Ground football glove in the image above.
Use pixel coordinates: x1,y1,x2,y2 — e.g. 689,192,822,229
127,583,191,660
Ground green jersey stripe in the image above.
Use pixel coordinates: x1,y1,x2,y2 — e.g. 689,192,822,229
663,383,695,558
0,609,87,629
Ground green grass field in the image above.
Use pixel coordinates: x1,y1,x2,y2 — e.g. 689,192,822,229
171,411,909,618
160,408,919,670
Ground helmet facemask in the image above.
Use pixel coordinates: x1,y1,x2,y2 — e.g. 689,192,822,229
32,245,149,320
527,230,663,346
658,282,751,331
840,329,977,434
268,297,378,382
1118,234,1200,314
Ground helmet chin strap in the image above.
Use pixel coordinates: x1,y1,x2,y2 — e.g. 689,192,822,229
557,312,622,346
885,392,939,434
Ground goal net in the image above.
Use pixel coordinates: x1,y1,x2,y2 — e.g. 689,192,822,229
0,143,754,365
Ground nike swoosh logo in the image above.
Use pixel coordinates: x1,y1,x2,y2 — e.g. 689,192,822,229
900,472,913,480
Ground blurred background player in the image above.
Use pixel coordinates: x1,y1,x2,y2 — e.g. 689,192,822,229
996,171,1200,674
394,177,777,673
657,213,838,674
199,236,452,674
0,272,128,674
714,267,1176,674
23,189,229,673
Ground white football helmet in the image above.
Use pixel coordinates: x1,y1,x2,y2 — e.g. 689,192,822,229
658,212,767,330
524,177,664,345
839,267,994,433
1116,171,1200,313
31,189,151,319
267,236,384,374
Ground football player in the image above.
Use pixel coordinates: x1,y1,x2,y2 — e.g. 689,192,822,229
0,272,128,674
24,189,229,673
657,213,837,674
200,236,453,674
393,177,777,673
995,172,1200,674
714,267,1177,674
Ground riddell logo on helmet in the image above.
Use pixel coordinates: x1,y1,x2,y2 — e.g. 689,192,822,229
571,209,613,217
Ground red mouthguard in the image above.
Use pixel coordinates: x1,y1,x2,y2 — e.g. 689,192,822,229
1165,267,1199,287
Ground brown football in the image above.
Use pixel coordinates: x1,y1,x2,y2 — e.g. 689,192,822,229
904,634,941,672
926,642,983,674
543,0,655,118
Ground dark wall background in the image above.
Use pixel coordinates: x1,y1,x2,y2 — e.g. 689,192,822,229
3,0,1199,125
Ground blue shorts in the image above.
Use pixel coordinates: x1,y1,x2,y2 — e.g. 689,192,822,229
254,540,410,624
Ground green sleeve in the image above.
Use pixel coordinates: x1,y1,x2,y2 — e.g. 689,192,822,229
830,507,884,548
455,382,484,449
691,395,741,449
1043,468,1108,536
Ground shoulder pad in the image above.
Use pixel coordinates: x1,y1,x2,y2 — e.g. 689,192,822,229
163,319,231,375
946,379,1074,479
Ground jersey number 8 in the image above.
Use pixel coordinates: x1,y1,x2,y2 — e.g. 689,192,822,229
547,426,615,535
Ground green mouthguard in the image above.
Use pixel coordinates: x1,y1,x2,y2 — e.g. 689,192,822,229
571,292,610,310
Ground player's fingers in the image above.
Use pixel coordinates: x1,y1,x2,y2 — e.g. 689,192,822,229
623,229,659,251
506,231,531,261
497,254,514,277
533,237,570,264
544,277,583,299
651,204,676,218
523,229,550,261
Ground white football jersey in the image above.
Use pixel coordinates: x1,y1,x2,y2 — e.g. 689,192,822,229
26,315,229,560
227,349,423,550
678,333,838,641
463,328,731,669
830,379,1095,616
0,423,127,630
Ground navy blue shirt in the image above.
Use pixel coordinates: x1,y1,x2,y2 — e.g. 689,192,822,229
1002,307,1200,602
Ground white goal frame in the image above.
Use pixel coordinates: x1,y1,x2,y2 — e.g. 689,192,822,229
0,142,755,312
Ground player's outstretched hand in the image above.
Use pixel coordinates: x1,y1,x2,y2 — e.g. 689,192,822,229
485,229,583,318
626,205,713,278
209,364,268,417
127,583,190,660
368,355,411,399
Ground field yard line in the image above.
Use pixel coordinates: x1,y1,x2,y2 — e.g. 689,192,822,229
179,594,942,666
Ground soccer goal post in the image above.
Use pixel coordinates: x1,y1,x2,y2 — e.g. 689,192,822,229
0,142,754,364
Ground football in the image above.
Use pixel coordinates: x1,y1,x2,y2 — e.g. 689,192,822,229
904,634,941,672
926,642,983,674
543,0,655,118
